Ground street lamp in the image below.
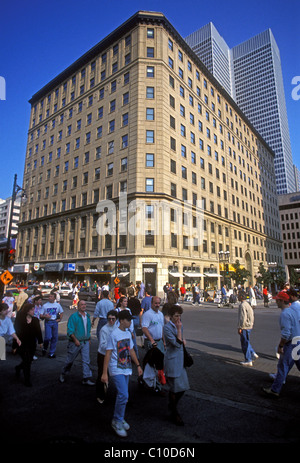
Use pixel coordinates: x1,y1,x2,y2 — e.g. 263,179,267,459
5,174,26,269
218,250,230,286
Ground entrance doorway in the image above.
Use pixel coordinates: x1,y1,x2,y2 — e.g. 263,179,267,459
143,264,157,296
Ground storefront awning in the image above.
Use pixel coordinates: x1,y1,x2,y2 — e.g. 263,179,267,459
45,263,64,272
76,271,112,275
169,272,184,278
204,273,222,277
184,272,205,277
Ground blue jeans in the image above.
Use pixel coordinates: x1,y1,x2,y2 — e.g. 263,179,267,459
111,374,129,423
61,341,92,380
132,316,139,332
240,329,256,362
272,341,300,393
44,320,59,355
96,318,107,339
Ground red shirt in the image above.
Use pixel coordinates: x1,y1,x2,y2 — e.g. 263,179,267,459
114,287,120,300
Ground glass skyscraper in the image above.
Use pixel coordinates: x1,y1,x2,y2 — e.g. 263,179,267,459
185,25,295,195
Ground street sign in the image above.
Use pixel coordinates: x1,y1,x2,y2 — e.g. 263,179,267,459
0,270,13,285
114,277,120,285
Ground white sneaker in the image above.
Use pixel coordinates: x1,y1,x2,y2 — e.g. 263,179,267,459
59,374,65,383
82,379,95,386
122,420,130,431
111,419,127,437
240,361,253,367
252,353,259,360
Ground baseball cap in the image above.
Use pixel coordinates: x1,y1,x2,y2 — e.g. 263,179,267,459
274,291,290,302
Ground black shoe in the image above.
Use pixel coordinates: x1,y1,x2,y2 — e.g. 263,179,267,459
48,354,56,359
172,413,184,426
15,365,21,378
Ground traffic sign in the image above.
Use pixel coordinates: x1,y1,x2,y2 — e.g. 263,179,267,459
0,270,13,285
114,277,120,285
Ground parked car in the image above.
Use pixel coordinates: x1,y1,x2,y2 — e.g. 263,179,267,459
58,285,73,299
16,285,28,291
3,286,20,298
40,285,54,297
78,287,98,302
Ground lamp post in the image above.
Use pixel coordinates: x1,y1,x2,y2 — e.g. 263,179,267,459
5,174,26,269
218,250,230,287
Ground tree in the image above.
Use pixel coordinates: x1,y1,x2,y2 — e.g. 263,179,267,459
255,263,273,287
255,263,286,289
230,260,251,286
290,267,300,288
273,265,286,289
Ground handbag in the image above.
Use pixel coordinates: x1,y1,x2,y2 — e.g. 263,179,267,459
183,345,193,367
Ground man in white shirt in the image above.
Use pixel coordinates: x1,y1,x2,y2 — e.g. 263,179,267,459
142,296,164,353
40,292,63,358
92,290,114,338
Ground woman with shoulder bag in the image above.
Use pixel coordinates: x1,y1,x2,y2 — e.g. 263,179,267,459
163,304,190,426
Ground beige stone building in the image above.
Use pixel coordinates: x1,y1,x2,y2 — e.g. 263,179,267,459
278,192,300,283
16,11,283,295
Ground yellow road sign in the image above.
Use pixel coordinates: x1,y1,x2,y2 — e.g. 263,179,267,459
114,277,120,285
0,270,13,285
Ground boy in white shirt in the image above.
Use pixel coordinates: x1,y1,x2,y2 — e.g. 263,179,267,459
101,310,142,437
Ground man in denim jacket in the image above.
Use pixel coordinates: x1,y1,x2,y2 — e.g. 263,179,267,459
263,289,300,397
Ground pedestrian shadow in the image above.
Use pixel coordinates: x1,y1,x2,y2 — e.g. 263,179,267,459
186,338,240,354
185,339,277,361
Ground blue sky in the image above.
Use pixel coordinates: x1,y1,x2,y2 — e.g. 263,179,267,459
0,0,299,199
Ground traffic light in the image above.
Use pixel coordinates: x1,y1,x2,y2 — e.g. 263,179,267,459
225,264,229,275
8,249,16,267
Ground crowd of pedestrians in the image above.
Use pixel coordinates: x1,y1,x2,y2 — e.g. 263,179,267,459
1,278,300,439
0,280,190,438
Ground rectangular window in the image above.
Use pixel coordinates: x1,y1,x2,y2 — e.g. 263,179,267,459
146,178,154,192
146,153,154,167
107,162,113,176
147,66,155,78
170,159,176,174
146,108,155,120
147,28,154,38
146,87,154,99
121,134,128,148
147,47,154,57
145,230,154,246
146,130,154,143
121,157,128,172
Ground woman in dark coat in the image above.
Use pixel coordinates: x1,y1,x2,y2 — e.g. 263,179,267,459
14,303,43,386
163,304,189,425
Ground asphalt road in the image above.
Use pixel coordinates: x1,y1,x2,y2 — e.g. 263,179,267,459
1,298,300,451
